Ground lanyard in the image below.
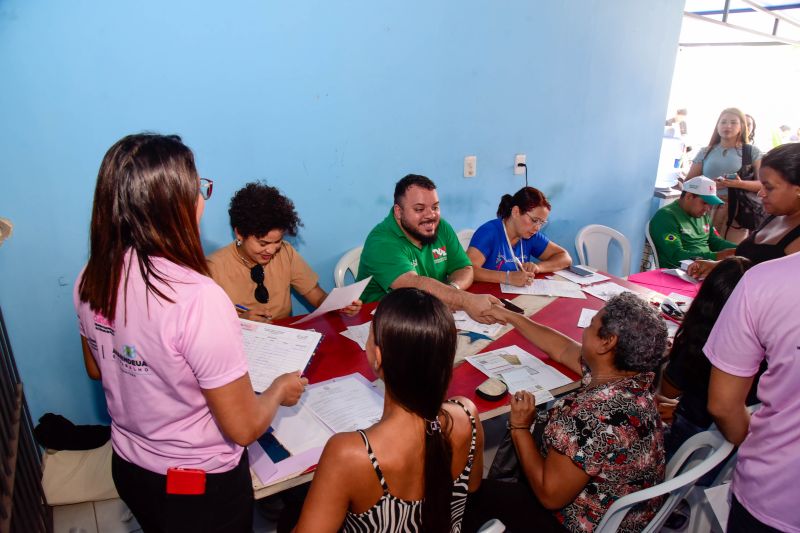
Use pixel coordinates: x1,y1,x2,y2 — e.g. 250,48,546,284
501,221,524,271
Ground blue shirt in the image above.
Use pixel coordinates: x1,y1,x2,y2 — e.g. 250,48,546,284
468,218,550,271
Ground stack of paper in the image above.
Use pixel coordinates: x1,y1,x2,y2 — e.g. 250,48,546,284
663,268,699,285
453,310,503,337
554,269,610,285
340,321,371,350
501,279,586,299
465,345,572,400
254,374,385,485
582,282,633,302
240,319,322,392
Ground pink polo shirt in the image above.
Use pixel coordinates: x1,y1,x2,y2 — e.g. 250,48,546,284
74,251,250,475
704,253,800,532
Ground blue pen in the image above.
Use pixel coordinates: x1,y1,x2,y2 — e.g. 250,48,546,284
235,304,250,312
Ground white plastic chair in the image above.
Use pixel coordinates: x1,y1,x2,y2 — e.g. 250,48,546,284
333,246,363,288
477,518,505,532
644,223,660,270
594,429,734,533
457,228,475,252
575,224,632,277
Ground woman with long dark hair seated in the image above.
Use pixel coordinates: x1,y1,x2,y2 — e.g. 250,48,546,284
465,293,667,533
687,142,800,280
294,288,484,532
75,134,306,531
207,181,361,322
659,257,759,459
467,187,571,287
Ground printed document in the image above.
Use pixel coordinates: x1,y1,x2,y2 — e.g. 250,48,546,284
340,320,371,350
453,310,504,337
498,367,555,405
466,345,572,391
240,319,322,392
582,282,633,302
293,276,372,325
500,279,586,299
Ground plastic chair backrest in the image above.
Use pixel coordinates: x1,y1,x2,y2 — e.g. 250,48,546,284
333,246,363,288
457,229,475,252
574,224,632,277
644,223,660,270
594,429,734,533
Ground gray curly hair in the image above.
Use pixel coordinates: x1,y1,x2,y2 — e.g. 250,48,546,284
599,292,668,372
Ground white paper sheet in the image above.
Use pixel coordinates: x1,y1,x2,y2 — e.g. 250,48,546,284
577,308,599,328
663,268,700,285
582,282,633,302
500,279,586,299
292,276,372,325
240,320,322,392
453,310,504,337
305,374,385,433
340,320,371,350
270,399,334,455
499,367,556,404
465,345,572,391
554,269,610,285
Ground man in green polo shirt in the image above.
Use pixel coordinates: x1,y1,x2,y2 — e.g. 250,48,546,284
357,174,499,323
649,176,736,269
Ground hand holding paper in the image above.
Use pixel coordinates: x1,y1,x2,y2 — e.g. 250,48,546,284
293,277,372,325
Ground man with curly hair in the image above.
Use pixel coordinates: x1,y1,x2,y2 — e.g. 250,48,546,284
208,182,361,321
357,174,499,323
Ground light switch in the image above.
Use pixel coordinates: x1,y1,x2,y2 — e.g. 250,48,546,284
464,155,477,178
514,154,526,175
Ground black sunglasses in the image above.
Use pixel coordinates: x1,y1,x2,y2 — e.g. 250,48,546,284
250,265,269,304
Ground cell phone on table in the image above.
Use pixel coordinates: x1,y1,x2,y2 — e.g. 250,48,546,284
166,467,206,495
499,298,524,314
568,265,594,277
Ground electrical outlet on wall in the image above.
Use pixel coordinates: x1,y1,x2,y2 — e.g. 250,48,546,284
514,154,526,175
464,155,477,178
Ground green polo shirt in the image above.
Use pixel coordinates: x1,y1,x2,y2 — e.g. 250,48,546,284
648,201,736,269
356,209,472,303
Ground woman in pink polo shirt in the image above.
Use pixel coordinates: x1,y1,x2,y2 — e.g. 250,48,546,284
74,134,306,532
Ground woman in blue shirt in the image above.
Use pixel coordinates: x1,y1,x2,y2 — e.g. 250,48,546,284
467,187,571,286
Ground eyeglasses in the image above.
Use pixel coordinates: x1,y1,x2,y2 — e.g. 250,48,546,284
199,178,214,200
524,212,548,227
250,265,269,304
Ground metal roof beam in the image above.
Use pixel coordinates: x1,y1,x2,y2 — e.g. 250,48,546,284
683,11,800,45
740,0,800,29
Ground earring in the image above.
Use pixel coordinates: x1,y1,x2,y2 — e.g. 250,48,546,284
235,239,241,247
373,362,380,371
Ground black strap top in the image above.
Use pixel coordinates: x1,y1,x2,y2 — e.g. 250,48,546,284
735,217,800,265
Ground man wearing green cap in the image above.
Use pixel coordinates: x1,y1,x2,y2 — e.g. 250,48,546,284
649,176,737,269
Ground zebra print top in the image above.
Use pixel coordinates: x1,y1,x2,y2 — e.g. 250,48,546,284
342,400,477,533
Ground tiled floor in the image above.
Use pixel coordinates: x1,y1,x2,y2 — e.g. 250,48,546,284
53,416,508,533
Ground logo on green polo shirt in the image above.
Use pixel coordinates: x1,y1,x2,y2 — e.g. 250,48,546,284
432,246,447,264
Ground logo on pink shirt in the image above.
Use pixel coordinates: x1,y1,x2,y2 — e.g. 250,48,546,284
112,345,151,376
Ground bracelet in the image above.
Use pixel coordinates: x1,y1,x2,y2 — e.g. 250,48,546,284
505,271,510,284
506,421,530,431
449,281,460,290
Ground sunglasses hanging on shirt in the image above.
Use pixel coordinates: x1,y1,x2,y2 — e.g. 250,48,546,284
250,265,269,304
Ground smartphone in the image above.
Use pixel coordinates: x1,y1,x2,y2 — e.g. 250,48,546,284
568,265,594,277
166,467,206,495
499,298,524,314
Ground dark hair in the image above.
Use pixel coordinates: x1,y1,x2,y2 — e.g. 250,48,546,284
228,181,302,238
746,114,756,143
599,292,668,372
668,256,752,390
393,174,436,205
373,288,457,533
761,142,800,187
496,186,551,219
78,133,208,322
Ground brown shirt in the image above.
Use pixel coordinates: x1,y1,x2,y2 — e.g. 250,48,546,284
207,241,319,320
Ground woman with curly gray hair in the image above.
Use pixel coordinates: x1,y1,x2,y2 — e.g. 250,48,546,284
464,292,668,533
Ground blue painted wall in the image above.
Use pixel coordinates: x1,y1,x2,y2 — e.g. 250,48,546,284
0,1,685,424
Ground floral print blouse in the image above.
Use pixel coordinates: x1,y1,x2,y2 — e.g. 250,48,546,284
536,370,665,533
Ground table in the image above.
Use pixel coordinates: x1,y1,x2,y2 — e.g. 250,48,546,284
253,273,663,497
